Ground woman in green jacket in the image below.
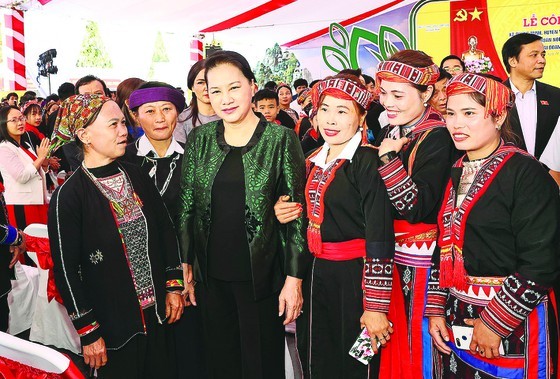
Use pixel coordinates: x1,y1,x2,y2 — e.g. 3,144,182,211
177,50,309,379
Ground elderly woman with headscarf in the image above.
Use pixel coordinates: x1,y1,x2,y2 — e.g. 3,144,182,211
121,81,186,219
120,82,206,378
47,94,184,379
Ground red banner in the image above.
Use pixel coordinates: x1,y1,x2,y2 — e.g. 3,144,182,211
450,0,507,80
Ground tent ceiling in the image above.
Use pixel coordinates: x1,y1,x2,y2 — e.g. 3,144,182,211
30,0,415,46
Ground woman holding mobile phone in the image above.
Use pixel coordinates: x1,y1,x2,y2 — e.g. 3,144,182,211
426,73,559,378
275,74,395,378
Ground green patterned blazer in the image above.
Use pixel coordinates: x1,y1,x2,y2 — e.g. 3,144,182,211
177,119,310,300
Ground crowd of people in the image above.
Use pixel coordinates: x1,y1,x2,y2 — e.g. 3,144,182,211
0,31,559,379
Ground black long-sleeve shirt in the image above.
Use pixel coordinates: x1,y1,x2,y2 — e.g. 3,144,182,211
375,125,455,224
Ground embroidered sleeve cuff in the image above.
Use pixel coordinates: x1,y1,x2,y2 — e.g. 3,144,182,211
165,265,184,292
70,309,102,346
166,279,185,293
479,273,548,338
425,268,448,317
363,257,393,313
377,158,418,216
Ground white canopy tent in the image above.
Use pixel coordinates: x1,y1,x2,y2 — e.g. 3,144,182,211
27,0,413,46
1,0,414,93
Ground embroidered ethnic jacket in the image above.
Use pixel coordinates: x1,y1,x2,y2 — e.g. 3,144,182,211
425,152,560,338
48,162,184,348
177,119,309,300
375,108,455,224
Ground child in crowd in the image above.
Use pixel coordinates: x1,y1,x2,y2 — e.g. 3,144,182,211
254,89,296,129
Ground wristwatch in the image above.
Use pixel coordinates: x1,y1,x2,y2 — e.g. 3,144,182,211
379,151,398,165
13,229,23,246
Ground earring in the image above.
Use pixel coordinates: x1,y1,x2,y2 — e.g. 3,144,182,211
496,125,502,131
423,102,428,107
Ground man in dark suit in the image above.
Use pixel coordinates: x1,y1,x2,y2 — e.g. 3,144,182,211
502,33,560,159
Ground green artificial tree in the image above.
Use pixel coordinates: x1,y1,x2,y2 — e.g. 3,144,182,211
148,31,169,79
76,21,113,68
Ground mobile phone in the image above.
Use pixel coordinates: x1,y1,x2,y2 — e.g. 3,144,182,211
349,321,393,365
349,327,380,365
452,325,505,355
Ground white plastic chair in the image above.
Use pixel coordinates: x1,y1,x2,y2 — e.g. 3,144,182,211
23,224,81,354
0,331,83,378
7,262,38,336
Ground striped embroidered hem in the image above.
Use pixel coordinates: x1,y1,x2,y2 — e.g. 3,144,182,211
479,273,548,338
363,257,393,312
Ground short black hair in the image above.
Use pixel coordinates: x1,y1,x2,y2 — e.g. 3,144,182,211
293,78,308,89
254,89,279,105
437,70,453,82
309,79,321,88
19,91,36,107
75,75,109,95
338,68,363,79
363,74,374,85
44,94,60,104
501,33,542,73
6,92,18,100
205,50,256,84
264,81,277,91
58,82,76,101
440,55,466,72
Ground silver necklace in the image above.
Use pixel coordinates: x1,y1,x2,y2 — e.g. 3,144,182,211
142,153,180,197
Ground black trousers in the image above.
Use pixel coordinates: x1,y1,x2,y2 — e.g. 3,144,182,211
198,277,285,379
173,304,207,378
0,293,8,332
97,306,176,379
299,257,378,379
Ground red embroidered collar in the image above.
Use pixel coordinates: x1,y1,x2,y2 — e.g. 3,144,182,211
438,142,531,290
305,146,347,254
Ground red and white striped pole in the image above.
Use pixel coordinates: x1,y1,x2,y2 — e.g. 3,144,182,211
189,35,204,65
2,9,27,91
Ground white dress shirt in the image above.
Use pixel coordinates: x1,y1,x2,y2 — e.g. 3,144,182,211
136,135,184,157
510,81,537,156
310,130,362,169
540,117,560,171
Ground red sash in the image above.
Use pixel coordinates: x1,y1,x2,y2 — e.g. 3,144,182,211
394,220,437,243
25,234,63,304
314,239,365,261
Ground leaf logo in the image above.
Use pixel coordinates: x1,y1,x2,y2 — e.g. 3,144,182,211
322,23,411,73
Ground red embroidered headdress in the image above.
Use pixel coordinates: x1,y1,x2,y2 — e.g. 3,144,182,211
310,77,374,113
446,73,514,119
376,60,440,87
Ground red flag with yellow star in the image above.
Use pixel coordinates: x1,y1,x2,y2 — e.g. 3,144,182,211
450,0,507,79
